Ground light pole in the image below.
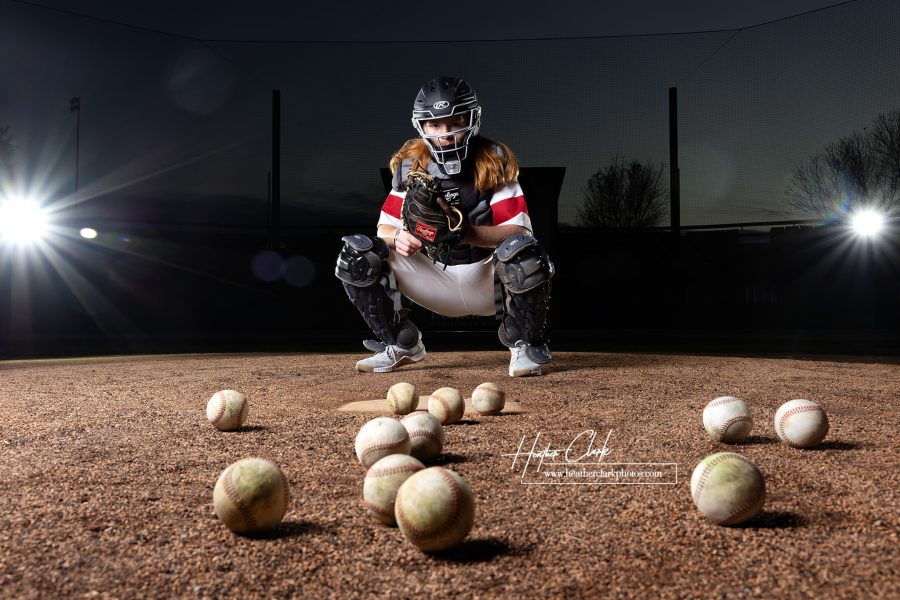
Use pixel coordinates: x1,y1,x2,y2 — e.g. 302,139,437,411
69,96,80,198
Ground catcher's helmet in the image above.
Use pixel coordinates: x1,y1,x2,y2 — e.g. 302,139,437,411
411,76,481,175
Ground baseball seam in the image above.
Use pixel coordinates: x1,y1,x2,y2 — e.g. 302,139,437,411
367,463,423,478
693,453,755,504
717,415,752,441
708,397,740,409
238,396,248,426
693,454,763,524
361,438,409,465
407,429,442,444
431,393,453,422
364,500,395,520
474,385,502,398
778,405,824,447
209,392,226,424
720,481,765,526
223,465,257,531
397,468,462,542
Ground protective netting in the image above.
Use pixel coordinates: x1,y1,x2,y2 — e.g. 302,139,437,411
0,0,897,229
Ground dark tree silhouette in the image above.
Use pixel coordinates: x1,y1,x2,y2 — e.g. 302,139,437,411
578,157,668,228
787,109,900,219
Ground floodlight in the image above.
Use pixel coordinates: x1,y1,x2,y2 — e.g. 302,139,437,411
0,198,48,245
850,209,884,237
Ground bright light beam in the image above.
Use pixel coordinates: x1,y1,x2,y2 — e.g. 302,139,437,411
0,198,48,246
850,209,884,238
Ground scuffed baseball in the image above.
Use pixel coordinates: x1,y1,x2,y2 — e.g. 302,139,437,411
472,382,505,415
775,399,829,448
395,467,476,551
387,382,418,416
363,454,425,526
213,458,290,534
354,417,411,468
206,390,249,431
702,396,753,443
401,411,445,462
690,452,765,526
428,387,464,425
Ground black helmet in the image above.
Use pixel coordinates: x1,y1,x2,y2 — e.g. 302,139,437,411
411,76,482,174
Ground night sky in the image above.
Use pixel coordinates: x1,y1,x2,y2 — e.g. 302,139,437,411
1,0,897,230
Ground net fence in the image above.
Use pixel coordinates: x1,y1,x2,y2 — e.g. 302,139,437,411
0,0,897,230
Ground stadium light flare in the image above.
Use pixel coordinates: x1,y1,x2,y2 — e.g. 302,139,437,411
80,227,98,239
0,197,48,246
850,209,884,238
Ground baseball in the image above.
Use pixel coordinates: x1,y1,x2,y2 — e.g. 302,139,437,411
394,467,476,551
401,411,445,462
387,382,418,415
213,458,290,534
775,399,829,448
206,389,249,431
702,396,753,443
363,454,426,526
428,387,464,425
690,452,766,526
472,382,505,415
354,417,411,468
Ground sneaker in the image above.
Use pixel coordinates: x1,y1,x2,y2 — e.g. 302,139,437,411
356,337,426,373
509,341,542,377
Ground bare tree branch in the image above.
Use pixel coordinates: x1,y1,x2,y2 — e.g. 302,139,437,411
578,157,668,228
786,109,900,219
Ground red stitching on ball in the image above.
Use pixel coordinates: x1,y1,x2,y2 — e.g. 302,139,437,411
717,415,752,440
778,405,824,446
397,468,463,542
720,481,765,525
432,394,451,422
223,465,257,531
360,437,409,465
407,429,441,443
366,463,424,478
238,396,248,427
708,397,740,409
209,392,226,424
365,500,394,520
693,453,755,504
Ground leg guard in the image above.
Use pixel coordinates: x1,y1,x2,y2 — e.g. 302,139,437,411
335,234,418,347
494,234,554,358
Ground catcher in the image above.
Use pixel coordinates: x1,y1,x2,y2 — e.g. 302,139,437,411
335,76,554,377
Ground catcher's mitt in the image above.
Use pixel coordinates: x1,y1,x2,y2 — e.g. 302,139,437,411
401,170,467,265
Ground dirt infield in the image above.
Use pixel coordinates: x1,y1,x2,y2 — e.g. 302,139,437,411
1,351,897,598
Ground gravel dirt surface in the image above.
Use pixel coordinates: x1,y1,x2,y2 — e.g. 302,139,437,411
1,351,898,599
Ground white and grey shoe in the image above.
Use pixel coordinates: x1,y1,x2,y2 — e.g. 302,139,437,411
509,341,543,377
356,336,426,373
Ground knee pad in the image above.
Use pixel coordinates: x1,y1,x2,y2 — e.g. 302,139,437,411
335,234,389,287
493,233,555,294
494,234,554,347
335,234,416,346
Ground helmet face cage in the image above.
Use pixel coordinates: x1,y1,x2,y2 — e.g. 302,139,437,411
411,77,482,174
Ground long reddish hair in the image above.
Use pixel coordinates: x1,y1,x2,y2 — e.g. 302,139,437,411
389,136,519,194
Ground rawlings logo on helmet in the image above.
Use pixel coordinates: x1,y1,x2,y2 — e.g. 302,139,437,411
433,101,449,109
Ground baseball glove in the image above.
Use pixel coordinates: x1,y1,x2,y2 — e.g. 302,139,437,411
401,170,467,265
